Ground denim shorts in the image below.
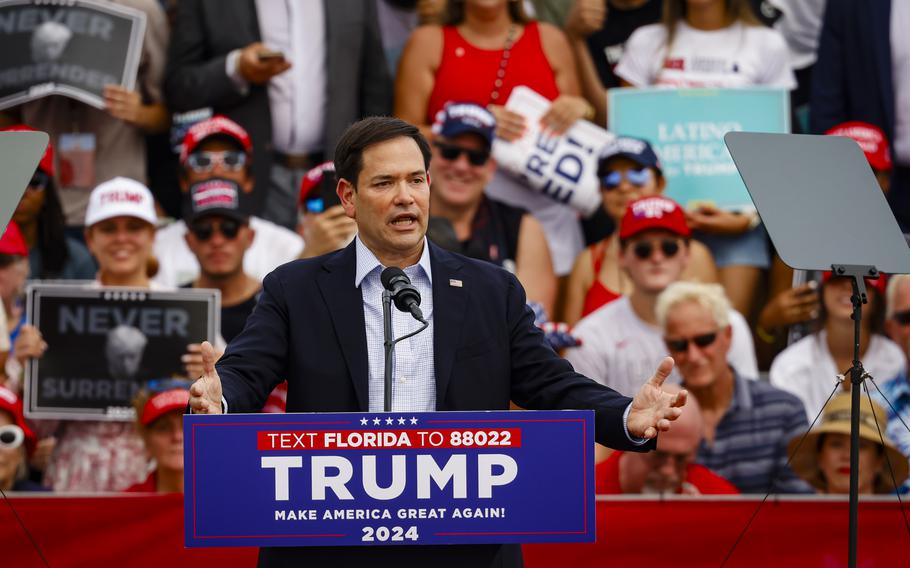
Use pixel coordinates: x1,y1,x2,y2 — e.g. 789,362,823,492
693,224,771,269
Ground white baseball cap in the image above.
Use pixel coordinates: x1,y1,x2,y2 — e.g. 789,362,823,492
84,177,157,227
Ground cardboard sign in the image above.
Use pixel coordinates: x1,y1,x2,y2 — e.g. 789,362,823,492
185,410,596,547
608,87,790,211
492,86,614,216
24,284,219,420
0,0,147,110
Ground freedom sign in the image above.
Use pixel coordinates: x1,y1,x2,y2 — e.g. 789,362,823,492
185,410,596,548
608,87,790,211
24,284,219,421
0,0,146,110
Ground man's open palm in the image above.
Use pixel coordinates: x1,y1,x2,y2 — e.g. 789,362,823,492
189,341,223,414
627,357,687,439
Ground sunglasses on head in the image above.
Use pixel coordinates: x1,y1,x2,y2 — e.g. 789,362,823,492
28,171,49,192
601,168,650,190
0,424,24,450
892,309,910,325
190,218,243,241
186,150,247,173
433,141,490,166
632,239,680,260
665,331,718,353
145,378,192,393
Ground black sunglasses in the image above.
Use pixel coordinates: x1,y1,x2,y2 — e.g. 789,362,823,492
632,239,680,260
434,141,490,166
893,309,910,325
190,218,242,241
29,171,50,191
665,331,718,353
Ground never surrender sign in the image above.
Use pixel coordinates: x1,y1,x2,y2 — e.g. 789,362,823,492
185,410,595,547
0,0,146,110
24,284,219,420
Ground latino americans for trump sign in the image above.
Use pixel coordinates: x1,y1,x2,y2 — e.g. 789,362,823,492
0,0,146,110
184,410,596,547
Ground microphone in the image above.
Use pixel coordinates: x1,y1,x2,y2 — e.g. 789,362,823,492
380,267,425,323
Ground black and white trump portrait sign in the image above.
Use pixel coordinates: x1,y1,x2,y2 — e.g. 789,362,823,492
24,285,219,421
0,0,146,111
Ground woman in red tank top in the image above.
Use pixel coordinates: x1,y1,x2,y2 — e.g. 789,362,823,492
395,0,593,142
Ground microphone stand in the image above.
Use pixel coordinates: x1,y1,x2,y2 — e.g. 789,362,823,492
381,288,430,412
382,288,394,412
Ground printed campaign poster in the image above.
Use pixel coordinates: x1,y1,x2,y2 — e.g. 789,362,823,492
185,410,596,548
492,86,615,216
0,0,147,110
608,87,790,211
24,284,219,421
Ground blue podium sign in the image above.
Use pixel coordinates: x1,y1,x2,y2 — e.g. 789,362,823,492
184,410,595,548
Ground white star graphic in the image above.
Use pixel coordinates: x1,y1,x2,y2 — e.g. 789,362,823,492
360,417,368,426
410,417,418,425
398,417,406,425
373,417,381,426
385,417,394,425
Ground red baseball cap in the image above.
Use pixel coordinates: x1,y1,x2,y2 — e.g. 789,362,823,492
825,121,892,172
2,124,54,177
298,161,336,207
822,271,888,298
0,385,37,456
0,221,28,257
180,115,252,164
619,196,691,240
140,388,190,426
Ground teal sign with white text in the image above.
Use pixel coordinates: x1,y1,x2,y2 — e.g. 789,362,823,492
608,88,790,211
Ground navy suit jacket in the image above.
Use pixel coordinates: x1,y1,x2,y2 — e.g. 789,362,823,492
810,0,893,138
216,241,654,567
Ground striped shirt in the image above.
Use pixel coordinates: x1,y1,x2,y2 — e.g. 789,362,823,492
695,371,813,494
872,372,910,494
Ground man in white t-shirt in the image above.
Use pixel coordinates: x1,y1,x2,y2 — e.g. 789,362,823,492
154,116,304,287
566,196,757,396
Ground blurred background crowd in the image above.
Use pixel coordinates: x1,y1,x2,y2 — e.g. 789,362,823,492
1,0,909,504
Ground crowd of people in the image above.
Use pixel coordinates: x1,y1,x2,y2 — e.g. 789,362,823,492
0,0,909,505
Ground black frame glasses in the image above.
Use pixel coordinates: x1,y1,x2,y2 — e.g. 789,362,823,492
433,141,490,166
632,239,680,260
189,218,243,241
665,331,719,353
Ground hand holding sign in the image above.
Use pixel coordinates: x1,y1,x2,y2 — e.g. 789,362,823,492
627,357,687,439
189,341,223,414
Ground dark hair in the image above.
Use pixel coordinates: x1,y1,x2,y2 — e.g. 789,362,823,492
662,0,761,48
444,0,528,25
333,116,432,189
34,176,70,277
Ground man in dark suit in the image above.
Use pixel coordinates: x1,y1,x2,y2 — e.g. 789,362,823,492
189,117,686,567
164,0,392,227
811,0,910,232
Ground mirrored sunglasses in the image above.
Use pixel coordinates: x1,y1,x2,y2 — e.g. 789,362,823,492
601,168,650,190
433,141,490,166
190,218,242,241
0,424,24,450
186,151,247,173
665,331,719,353
632,239,680,260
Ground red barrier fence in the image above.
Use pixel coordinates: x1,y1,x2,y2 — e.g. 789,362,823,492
2,494,908,567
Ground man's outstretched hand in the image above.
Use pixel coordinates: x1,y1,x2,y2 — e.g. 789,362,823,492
627,357,687,439
189,341,223,414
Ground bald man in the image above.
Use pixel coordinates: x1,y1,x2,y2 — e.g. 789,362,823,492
596,385,738,495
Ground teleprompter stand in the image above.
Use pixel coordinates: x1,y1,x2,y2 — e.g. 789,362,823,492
725,132,910,567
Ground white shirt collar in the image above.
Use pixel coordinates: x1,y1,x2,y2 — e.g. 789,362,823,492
353,236,433,288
